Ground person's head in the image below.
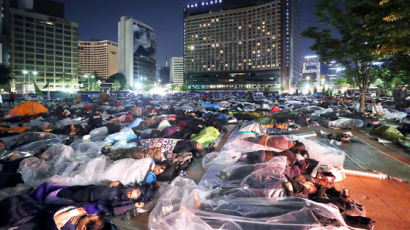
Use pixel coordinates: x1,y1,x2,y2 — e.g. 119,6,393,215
153,164,166,175
77,215,104,230
301,181,317,194
376,101,381,106
193,142,204,150
126,188,141,199
402,86,406,91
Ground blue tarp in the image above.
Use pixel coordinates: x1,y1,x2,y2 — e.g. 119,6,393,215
201,102,219,109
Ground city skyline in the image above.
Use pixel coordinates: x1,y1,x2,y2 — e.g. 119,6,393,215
56,0,324,68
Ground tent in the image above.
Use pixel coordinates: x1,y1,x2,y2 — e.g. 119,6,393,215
8,101,48,117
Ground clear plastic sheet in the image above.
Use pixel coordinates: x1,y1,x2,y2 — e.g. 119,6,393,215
383,111,407,121
290,137,345,168
18,141,102,187
101,157,153,185
328,118,363,129
48,155,109,186
239,121,267,135
157,120,172,132
201,157,288,189
55,118,82,128
110,140,138,150
311,108,333,117
13,138,65,154
89,126,109,139
70,140,102,160
104,127,137,145
0,151,34,161
149,177,347,230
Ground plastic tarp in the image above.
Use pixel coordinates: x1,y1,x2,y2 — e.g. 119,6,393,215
239,121,266,135
203,156,288,190
243,136,294,152
328,118,363,129
190,127,220,147
149,177,347,230
89,126,109,140
104,127,137,145
18,141,102,187
128,118,144,129
311,108,333,117
383,111,407,121
46,156,153,186
291,136,346,168
157,120,172,132
201,102,219,110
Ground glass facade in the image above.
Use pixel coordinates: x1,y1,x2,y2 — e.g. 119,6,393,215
183,0,297,91
9,8,79,92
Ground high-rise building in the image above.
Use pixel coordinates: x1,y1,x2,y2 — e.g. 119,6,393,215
170,57,183,85
302,55,320,82
7,0,79,92
183,0,300,91
118,16,156,88
78,40,118,79
0,0,11,65
159,66,170,84
326,61,345,85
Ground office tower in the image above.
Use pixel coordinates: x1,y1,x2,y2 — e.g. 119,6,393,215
159,66,170,84
183,0,300,91
0,0,11,65
326,61,345,85
118,16,156,88
302,55,320,82
170,57,183,85
78,40,118,79
8,0,79,92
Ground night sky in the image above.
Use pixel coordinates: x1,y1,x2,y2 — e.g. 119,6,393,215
55,0,323,67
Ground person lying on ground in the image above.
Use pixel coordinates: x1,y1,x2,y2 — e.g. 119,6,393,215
0,131,57,150
31,181,155,216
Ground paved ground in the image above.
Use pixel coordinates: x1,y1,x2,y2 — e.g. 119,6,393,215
335,176,410,230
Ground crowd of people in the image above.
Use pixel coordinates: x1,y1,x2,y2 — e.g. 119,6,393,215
0,90,408,230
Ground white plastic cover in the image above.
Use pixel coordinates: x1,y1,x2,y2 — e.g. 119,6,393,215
383,111,407,121
312,108,333,117
328,118,363,129
149,177,347,230
291,137,346,168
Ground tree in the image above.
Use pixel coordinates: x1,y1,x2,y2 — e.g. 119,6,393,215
180,84,188,92
108,73,127,90
333,77,347,88
373,66,404,96
112,80,121,91
302,0,409,112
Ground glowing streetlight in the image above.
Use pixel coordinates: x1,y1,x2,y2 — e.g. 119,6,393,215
22,70,28,75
